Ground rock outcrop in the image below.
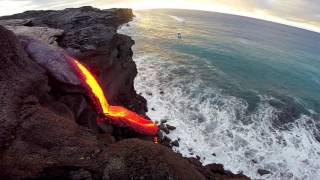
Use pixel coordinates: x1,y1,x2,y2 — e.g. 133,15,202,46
0,6,146,114
6,26,64,45
0,7,249,180
0,24,102,179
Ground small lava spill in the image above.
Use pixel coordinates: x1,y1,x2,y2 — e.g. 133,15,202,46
69,57,158,136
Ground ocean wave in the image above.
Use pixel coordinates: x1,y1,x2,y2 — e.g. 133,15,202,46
118,14,320,179
133,53,320,180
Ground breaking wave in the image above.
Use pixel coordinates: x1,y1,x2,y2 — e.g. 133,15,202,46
132,53,320,180
118,10,320,179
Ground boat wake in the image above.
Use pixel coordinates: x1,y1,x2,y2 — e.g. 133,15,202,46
168,15,185,23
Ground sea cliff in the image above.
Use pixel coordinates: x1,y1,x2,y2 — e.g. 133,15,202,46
0,6,248,179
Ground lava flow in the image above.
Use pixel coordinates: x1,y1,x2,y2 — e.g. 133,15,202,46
70,57,159,136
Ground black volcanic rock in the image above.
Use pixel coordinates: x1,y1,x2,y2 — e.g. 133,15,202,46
166,124,177,130
0,25,104,178
103,139,206,180
0,7,133,29
171,140,179,147
257,169,272,176
188,159,249,180
0,25,47,151
0,7,250,180
159,124,170,134
18,35,81,85
1,6,146,115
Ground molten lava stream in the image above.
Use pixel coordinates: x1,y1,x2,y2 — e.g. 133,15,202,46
70,57,158,136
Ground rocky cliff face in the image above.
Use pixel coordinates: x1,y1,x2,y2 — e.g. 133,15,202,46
0,7,249,180
1,6,146,114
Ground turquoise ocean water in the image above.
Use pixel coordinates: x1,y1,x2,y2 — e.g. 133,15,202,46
119,9,320,179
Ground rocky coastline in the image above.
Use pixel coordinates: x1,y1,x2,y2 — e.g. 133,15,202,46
0,6,249,179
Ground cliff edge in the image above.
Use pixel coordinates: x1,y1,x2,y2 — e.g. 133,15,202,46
0,6,249,180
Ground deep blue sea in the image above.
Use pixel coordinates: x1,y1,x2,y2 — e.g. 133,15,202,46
119,9,320,179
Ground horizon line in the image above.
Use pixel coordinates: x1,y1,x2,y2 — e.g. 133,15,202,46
1,5,319,34
130,7,320,34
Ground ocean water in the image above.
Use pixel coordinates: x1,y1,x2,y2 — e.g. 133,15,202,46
118,9,320,179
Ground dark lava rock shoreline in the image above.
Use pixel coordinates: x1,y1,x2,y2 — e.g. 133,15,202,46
0,6,249,179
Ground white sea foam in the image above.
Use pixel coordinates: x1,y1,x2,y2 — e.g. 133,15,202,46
132,52,320,180
118,17,320,180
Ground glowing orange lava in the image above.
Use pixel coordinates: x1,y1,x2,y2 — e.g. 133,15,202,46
70,57,158,136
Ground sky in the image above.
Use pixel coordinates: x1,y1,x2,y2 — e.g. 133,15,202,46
0,0,320,33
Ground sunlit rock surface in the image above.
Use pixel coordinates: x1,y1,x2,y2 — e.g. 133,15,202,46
4,25,64,45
